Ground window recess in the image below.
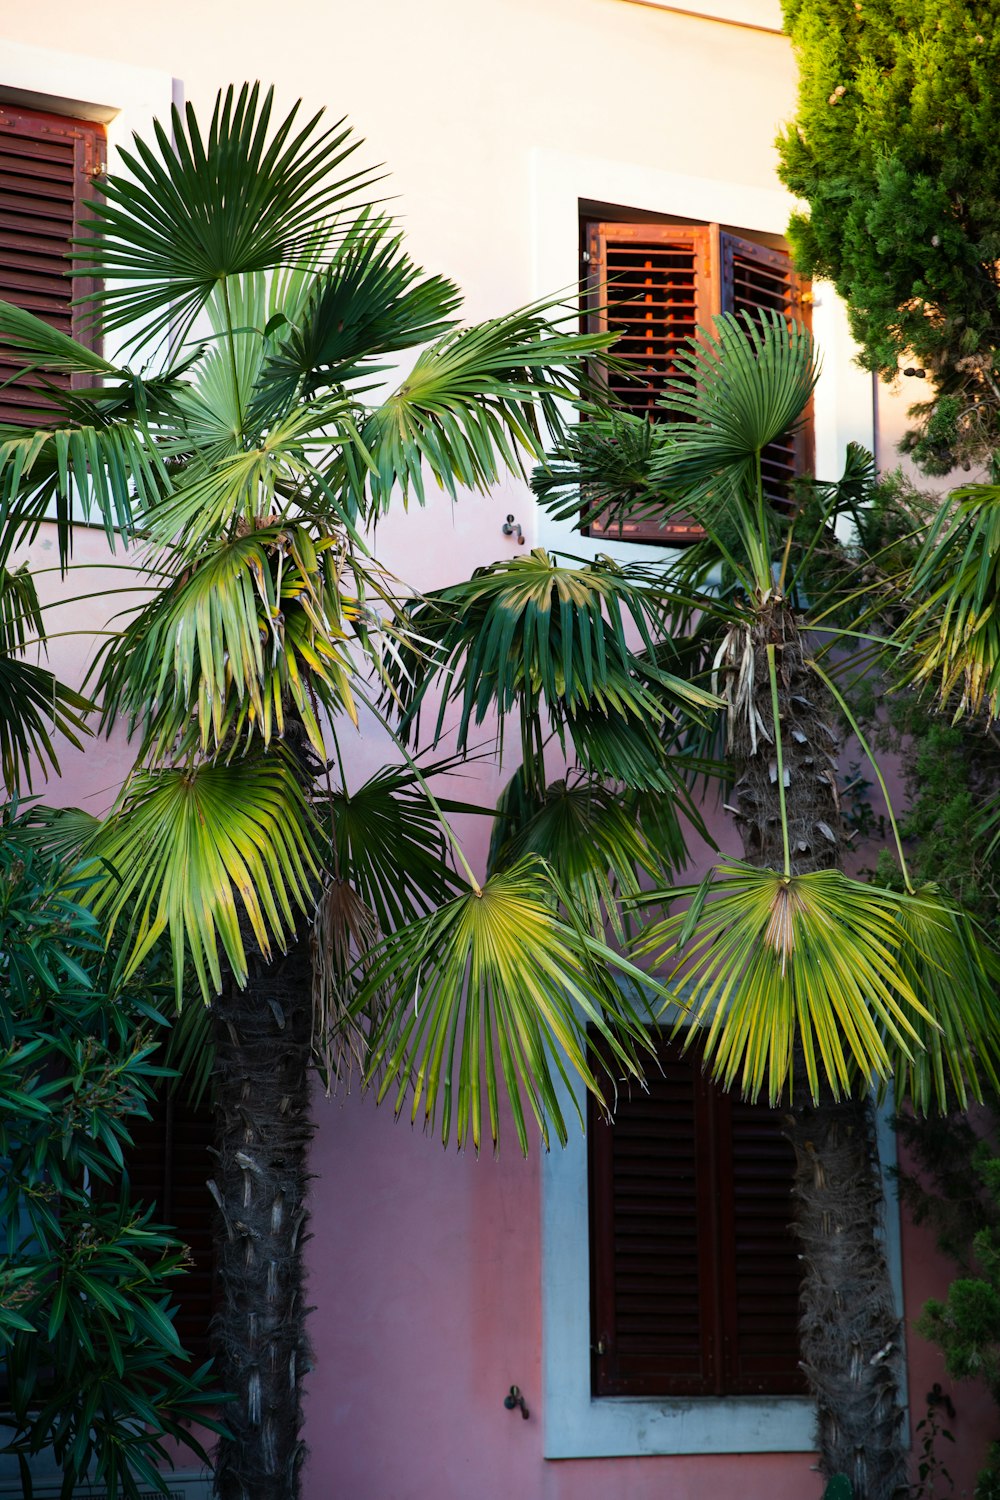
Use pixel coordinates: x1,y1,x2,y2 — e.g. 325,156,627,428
582,218,812,545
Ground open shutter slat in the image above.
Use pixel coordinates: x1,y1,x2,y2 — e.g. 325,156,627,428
581,218,813,547
0,103,105,426
721,230,814,507
584,222,713,546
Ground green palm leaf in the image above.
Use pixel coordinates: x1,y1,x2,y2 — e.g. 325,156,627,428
385,549,717,757
531,407,674,534
0,299,118,377
311,760,468,1083
0,560,44,656
355,855,656,1153
888,889,1000,1113
634,861,936,1104
343,305,611,514
0,421,169,562
898,484,1000,719
74,84,380,349
487,770,665,942
95,524,357,759
260,211,462,408
87,756,320,999
644,310,819,593
656,309,817,475
0,659,92,791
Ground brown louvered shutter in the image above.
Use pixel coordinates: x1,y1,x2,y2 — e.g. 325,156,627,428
0,103,105,425
582,220,812,545
589,1034,803,1398
721,230,814,508
717,1092,806,1394
584,222,713,545
126,1089,217,1365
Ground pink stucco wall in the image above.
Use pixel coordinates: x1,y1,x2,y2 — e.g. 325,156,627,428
305,1083,993,1500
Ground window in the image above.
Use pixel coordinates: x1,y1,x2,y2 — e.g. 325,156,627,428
582,218,812,544
0,101,105,424
588,1034,804,1400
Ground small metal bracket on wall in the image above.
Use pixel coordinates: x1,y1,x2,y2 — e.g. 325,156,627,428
503,1384,530,1419
502,514,524,545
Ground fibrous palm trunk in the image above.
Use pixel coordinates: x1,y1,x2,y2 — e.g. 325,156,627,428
726,602,907,1500
209,935,315,1500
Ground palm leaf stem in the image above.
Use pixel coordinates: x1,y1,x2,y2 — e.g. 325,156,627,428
219,276,247,439
808,657,914,892
766,644,791,878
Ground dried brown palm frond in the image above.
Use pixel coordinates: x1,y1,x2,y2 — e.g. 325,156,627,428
310,876,387,1091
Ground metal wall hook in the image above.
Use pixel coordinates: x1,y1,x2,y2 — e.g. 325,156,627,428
502,514,524,545
503,1383,530,1419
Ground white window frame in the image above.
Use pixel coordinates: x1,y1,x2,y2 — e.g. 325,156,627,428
540,1062,905,1459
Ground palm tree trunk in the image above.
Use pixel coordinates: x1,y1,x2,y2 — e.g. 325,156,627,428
210,937,314,1500
727,602,907,1500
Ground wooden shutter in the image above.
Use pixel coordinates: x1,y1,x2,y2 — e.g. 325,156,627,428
126,1089,217,1365
582,220,813,545
590,1050,716,1395
589,1034,803,1398
0,103,105,425
721,231,814,507
717,1093,806,1394
583,222,713,546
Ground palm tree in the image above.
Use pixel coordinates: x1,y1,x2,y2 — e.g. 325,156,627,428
0,85,715,1500
372,310,1000,1500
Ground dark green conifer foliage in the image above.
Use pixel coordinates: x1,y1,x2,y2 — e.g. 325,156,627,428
777,0,1000,473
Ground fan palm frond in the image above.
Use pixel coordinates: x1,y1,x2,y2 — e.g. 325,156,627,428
0,659,92,791
0,421,169,562
95,525,358,760
633,861,936,1105
74,84,381,349
531,407,676,533
887,889,1000,1113
488,770,663,941
310,758,472,1088
898,484,1000,720
87,756,320,999
355,855,657,1153
260,210,462,409
384,549,717,756
342,305,611,514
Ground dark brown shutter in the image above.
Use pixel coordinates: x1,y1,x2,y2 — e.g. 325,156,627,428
0,103,105,425
126,1090,216,1365
583,222,713,546
589,1034,803,1398
721,231,814,506
717,1093,806,1394
590,1049,716,1394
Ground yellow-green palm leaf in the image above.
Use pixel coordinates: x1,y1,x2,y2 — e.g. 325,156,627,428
88,757,320,999
96,525,357,759
355,856,657,1153
900,484,1000,719
634,861,936,1104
